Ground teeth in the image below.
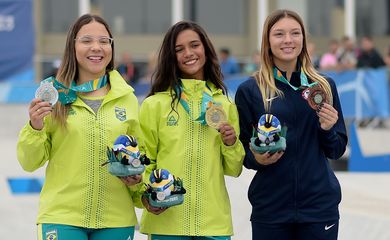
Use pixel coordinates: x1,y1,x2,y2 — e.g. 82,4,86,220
185,59,196,65
88,56,103,60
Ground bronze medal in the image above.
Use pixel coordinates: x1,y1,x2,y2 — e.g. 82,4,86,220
205,104,227,129
307,85,328,110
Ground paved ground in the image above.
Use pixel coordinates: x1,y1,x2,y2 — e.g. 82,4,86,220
1,104,390,239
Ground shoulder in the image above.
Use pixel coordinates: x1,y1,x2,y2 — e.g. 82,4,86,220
109,70,134,92
237,76,258,94
318,74,337,88
141,92,172,109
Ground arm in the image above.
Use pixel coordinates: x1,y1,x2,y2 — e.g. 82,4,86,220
220,103,244,177
138,98,167,214
318,78,348,160
17,120,52,172
124,93,149,208
235,81,267,170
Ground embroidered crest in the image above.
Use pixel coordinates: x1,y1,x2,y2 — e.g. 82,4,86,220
67,108,76,116
115,107,127,121
167,114,178,126
46,230,57,240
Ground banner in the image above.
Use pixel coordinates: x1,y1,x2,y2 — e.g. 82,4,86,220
325,68,389,118
132,69,390,119
0,0,34,82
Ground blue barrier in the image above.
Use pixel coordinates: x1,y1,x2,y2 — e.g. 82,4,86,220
348,124,390,172
325,68,389,118
1,69,389,120
7,177,44,194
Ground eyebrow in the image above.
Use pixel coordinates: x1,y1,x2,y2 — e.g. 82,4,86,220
175,39,201,47
272,28,301,32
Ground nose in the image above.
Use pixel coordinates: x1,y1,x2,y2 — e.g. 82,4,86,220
183,47,193,57
90,40,102,50
284,33,292,42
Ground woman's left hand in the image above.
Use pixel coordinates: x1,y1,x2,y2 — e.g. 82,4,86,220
317,103,338,131
219,122,237,146
119,174,142,186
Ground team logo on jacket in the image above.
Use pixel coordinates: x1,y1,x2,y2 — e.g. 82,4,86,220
167,114,178,126
67,108,76,116
115,107,127,121
45,230,57,240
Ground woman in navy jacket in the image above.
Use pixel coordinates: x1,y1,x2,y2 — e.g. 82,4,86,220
235,9,348,240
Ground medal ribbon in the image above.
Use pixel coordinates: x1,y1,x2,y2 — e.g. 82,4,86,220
273,67,317,91
175,81,214,125
42,75,108,105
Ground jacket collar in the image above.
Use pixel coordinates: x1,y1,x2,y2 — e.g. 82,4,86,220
72,70,134,107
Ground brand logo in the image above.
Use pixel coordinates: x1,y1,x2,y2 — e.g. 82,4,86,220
68,108,76,116
167,114,178,126
115,107,127,121
46,230,57,240
266,96,279,102
324,223,335,230
0,15,15,32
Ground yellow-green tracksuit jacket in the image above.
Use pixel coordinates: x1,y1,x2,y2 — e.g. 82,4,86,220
139,79,245,236
17,70,143,228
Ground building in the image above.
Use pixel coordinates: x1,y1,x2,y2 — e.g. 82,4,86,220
34,0,390,80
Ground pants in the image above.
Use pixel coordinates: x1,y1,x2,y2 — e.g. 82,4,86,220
38,223,134,240
251,221,339,240
150,235,231,240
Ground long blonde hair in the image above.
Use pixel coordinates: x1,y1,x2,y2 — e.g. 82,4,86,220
52,14,115,128
255,9,332,111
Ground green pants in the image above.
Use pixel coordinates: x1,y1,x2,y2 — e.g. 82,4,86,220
150,235,231,240
38,223,134,240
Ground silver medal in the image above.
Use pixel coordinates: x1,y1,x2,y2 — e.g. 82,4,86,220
35,82,58,105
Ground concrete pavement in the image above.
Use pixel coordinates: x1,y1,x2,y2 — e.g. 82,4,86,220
1,104,389,239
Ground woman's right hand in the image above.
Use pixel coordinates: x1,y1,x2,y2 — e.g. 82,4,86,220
141,195,167,215
29,99,52,130
250,146,284,165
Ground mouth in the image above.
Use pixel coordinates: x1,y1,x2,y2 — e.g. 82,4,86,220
281,47,294,54
184,59,197,65
87,56,104,62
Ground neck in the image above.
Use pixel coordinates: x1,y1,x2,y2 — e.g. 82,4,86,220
78,72,106,85
80,83,110,97
275,60,297,81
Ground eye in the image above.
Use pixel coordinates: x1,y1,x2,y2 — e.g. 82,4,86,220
191,42,200,48
274,32,284,37
99,37,112,45
175,47,183,53
79,36,93,44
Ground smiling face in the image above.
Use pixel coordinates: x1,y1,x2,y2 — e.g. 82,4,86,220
75,21,112,82
269,17,303,70
175,29,206,80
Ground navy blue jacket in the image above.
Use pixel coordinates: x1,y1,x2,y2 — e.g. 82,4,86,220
235,71,348,224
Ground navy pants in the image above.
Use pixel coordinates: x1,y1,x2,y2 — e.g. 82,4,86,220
252,221,339,240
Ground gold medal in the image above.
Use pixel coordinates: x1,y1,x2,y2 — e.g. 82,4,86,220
307,85,328,110
205,103,227,129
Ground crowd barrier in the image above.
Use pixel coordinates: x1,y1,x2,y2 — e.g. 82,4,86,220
133,68,390,120
2,68,389,116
